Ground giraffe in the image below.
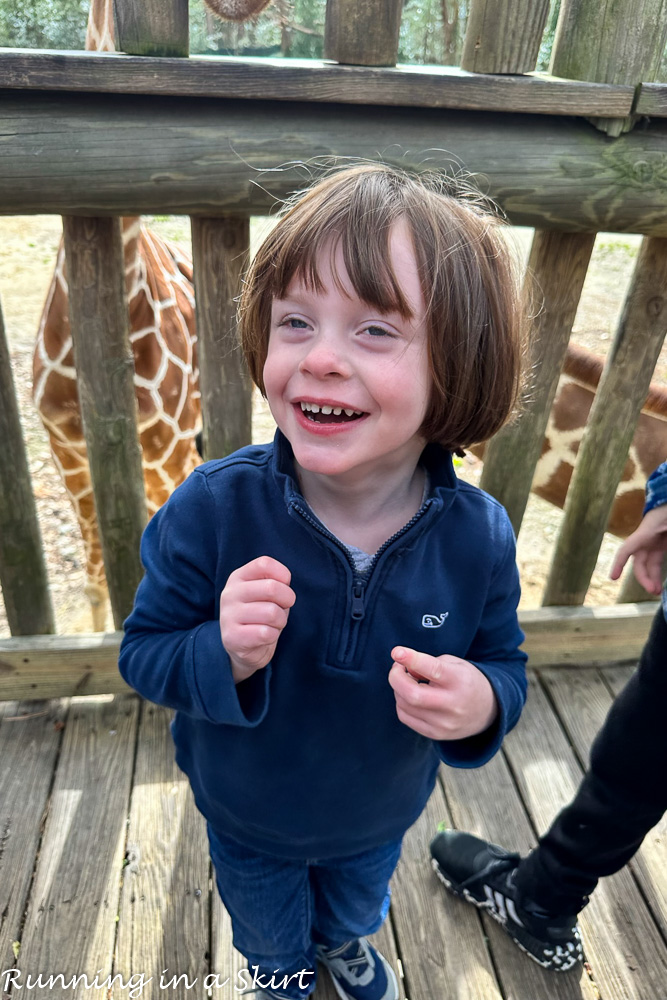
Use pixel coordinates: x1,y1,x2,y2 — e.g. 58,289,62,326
471,343,667,539
33,0,202,631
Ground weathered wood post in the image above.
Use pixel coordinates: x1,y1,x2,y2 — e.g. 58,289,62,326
479,231,596,535
191,216,253,459
113,0,189,57
461,0,551,74
536,0,667,603
0,300,55,635
551,0,667,135
543,237,667,606
324,0,403,66
62,216,147,628
459,1,598,537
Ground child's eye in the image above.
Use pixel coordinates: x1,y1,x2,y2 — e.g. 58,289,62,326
364,325,393,338
283,317,309,329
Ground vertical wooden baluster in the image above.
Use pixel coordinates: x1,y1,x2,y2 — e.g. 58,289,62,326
191,216,253,460
324,0,403,67
113,0,189,57
480,230,596,535
0,297,55,635
63,216,146,628
543,237,667,606
461,0,551,74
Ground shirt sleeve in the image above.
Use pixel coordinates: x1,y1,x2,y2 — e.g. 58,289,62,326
436,512,527,768
118,468,271,727
644,461,667,515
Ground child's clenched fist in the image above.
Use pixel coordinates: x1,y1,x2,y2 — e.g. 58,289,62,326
219,556,296,683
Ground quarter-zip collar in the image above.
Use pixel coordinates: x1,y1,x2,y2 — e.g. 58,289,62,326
271,430,461,668
271,429,460,515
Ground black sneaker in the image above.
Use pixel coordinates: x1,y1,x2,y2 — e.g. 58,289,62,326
430,829,584,972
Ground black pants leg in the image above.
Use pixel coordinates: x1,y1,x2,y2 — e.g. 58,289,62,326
514,606,667,915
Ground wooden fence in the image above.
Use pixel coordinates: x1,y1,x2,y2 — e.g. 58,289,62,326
0,0,666,698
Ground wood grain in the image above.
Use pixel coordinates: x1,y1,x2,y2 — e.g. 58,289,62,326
115,703,209,998
0,50,635,116
113,0,189,58
62,216,146,628
0,302,54,634
479,230,596,535
191,216,252,460
324,0,402,67
14,694,138,1000
2,94,666,235
0,700,65,968
461,0,550,74
543,237,667,606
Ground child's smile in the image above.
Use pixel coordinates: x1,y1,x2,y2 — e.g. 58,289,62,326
263,222,431,489
295,399,367,431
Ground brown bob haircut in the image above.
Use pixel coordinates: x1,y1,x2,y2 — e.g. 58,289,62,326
239,163,526,453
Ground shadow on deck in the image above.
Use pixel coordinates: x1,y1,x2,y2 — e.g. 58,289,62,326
1,665,666,1000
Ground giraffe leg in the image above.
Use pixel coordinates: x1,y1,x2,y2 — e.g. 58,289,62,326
85,579,111,632
47,434,111,631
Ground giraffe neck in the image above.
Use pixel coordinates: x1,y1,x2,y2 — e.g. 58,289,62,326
86,0,116,52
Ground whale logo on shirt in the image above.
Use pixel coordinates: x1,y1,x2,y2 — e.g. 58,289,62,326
421,613,449,628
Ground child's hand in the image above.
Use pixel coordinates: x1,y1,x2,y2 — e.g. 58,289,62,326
610,505,667,596
219,556,296,684
388,647,497,741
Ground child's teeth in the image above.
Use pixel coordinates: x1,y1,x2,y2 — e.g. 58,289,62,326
299,401,363,418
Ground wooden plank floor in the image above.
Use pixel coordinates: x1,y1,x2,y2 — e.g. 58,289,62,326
1,666,665,1000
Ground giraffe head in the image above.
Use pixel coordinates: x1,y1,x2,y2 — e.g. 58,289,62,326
204,0,273,21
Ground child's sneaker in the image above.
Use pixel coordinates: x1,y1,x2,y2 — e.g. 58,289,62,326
316,938,399,1000
430,829,584,972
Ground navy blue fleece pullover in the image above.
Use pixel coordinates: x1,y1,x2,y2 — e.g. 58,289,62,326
119,432,527,858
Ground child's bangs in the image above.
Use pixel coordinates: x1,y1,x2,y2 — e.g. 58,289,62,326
271,189,414,320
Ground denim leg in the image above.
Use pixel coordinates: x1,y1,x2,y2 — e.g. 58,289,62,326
207,825,317,998
310,839,403,949
515,607,667,914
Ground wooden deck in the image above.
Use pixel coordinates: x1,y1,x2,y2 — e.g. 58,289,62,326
1,664,666,1000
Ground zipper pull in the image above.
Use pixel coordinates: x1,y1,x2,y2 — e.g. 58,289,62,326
351,582,365,621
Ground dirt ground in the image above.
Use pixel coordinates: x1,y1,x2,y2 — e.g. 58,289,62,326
1,215,663,636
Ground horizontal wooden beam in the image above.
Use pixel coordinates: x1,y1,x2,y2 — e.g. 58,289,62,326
2,92,667,233
0,603,657,701
0,632,133,700
0,49,635,118
636,82,667,116
521,602,658,667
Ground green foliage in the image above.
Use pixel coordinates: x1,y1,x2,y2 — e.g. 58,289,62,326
0,0,88,49
594,236,640,262
536,0,560,73
399,0,468,66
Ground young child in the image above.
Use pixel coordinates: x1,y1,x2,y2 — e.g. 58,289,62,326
119,164,528,1000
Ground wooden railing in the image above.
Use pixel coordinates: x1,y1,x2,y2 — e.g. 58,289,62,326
0,0,666,695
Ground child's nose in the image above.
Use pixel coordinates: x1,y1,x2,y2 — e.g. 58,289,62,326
298,332,350,379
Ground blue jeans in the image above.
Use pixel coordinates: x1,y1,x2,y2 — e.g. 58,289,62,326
207,824,402,998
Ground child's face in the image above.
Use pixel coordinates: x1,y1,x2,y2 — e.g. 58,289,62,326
264,222,431,486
